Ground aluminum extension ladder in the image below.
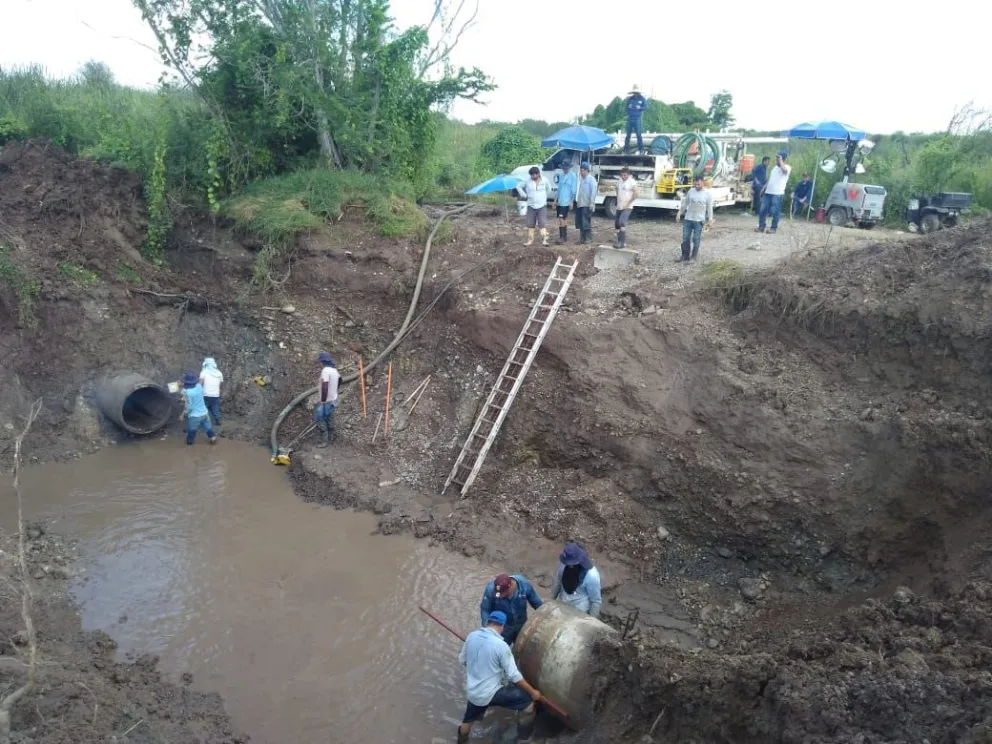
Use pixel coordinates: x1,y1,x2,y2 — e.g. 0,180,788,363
443,257,579,497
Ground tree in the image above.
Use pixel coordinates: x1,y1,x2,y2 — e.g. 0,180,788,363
77,61,116,87
707,90,735,128
480,125,543,175
670,101,709,129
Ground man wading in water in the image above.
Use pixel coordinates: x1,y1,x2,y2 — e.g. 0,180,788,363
479,573,543,645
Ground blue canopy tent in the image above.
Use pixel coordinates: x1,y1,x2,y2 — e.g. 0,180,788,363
781,121,868,220
466,174,523,219
541,125,614,152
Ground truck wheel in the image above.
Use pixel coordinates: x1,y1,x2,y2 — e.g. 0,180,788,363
827,207,847,227
920,213,940,234
604,197,617,219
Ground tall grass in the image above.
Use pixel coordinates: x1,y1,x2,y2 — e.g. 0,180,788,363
426,117,503,197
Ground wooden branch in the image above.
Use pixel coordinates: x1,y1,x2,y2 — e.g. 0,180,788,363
0,399,43,742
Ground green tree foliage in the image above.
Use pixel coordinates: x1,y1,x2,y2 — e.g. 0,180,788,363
707,90,735,128
516,118,571,138
480,126,544,174
582,95,714,132
670,101,709,129
77,61,116,88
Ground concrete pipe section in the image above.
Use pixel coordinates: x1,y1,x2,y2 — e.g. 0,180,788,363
513,601,622,730
96,373,175,435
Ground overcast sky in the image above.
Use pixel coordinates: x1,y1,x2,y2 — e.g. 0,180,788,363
4,0,988,135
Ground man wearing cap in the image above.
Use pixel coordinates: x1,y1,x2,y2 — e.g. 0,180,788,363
479,573,543,645
551,543,603,618
791,172,813,217
314,351,339,447
520,166,551,247
624,84,647,154
758,151,792,234
575,161,597,244
181,371,218,445
615,166,638,248
457,611,543,744
553,160,577,244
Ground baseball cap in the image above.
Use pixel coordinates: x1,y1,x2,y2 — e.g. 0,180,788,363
493,574,512,597
487,611,507,626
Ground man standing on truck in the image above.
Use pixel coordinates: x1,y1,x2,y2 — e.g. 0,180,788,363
624,84,647,153
758,151,792,234
675,175,714,261
615,167,638,248
750,156,770,215
553,160,577,244
575,161,597,244
520,166,551,247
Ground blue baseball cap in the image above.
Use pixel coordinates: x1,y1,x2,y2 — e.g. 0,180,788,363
580,161,591,169
487,611,507,626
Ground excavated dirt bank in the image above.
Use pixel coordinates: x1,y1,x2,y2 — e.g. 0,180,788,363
4,140,992,742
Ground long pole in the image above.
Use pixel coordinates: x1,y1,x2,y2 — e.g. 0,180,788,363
384,362,392,437
358,358,367,419
417,606,570,721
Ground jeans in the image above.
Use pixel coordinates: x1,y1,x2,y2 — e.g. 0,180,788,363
186,414,215,445
204,396,221,425
759,194,784,231
752,188,762,214
624,118,643,152
314,402,336,438
792,197,808,217
681,220,703,259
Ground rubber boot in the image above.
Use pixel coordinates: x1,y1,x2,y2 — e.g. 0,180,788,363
457,727,470,744
524,228,535,247
540,228,549,246
562,226,568,243
517,708,536,742
315,420,328,448
618,231,626,249
680,241,691,261
557,226,565,244
691,241,700,260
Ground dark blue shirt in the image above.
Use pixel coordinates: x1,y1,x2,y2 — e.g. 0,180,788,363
752,163,768,191
626,93,647,122
793,180,813,200
479,575,543,641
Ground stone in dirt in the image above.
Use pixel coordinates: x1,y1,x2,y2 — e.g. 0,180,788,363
738,577,764,601
594,246,639,270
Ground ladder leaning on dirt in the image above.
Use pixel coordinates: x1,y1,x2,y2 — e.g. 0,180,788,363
443,257,579,498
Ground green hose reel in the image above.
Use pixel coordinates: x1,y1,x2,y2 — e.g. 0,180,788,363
673,133,721,179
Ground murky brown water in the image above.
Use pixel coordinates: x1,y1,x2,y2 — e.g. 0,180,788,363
0,439,511,743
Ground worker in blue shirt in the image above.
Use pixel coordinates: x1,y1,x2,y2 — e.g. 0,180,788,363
554,160,577,244
791,172,813,217
751,156,770,215
624,84,647,153
479,573,543,645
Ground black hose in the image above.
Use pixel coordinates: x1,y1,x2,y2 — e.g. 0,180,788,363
269,204,473,456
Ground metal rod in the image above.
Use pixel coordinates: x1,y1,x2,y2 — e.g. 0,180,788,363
358,358,367,419
384,363,393,437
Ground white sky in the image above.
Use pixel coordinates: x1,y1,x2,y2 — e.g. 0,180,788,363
4,0,988,135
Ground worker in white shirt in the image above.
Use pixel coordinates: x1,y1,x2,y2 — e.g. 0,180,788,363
614,167,638,248
198,356,224,427
519,166,551,247
314,351,340,447
757,151,792,234
675,175,714,261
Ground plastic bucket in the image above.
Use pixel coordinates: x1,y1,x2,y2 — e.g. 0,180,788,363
740,154,755,174
814,207,826,224
516,200,528,216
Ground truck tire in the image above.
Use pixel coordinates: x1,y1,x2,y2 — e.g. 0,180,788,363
604,197,617,219
920,213,941,234
827,207,847,227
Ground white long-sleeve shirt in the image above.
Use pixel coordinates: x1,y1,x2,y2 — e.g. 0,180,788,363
678,187,714,223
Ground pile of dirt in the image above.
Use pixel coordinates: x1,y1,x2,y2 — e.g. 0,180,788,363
0,140,276,460
0,527,245,743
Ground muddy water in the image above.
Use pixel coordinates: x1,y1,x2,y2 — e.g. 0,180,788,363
0,439,509,743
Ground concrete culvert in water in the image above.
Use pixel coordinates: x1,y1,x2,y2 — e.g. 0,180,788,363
514,601,622,730
96,373,175,435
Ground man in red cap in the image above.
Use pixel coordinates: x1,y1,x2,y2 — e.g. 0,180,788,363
479,573,543,645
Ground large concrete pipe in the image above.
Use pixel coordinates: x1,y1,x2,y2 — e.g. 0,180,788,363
95,373,175,435
513,601,622,730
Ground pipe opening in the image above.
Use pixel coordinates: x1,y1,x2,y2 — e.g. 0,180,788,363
121,386,174,433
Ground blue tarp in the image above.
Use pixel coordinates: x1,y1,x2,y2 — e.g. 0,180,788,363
466,174,523,195
783,121,868,141
541,125,613,151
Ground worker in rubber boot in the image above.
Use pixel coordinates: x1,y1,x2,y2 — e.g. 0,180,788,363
314,351,340,447
553,160,577,245
181,371,217,445
551,543,603,618
520,166,551,247
479,573,543,645
750,156,769,216
758,151,791,234
575,161,597,244
199,357,224,428
623,84,647,153
675,175,714,261
457,611,543,744
615,167,638,248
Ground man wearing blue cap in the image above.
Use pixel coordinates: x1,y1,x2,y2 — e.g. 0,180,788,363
551,543,602,617
315,351,339,447
457,610,543,744
758,151,792,234
575,161,597,244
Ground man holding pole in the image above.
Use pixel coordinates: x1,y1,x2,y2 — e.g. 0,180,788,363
457,611,543,744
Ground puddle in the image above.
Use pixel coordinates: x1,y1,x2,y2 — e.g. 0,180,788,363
0,439,509,743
